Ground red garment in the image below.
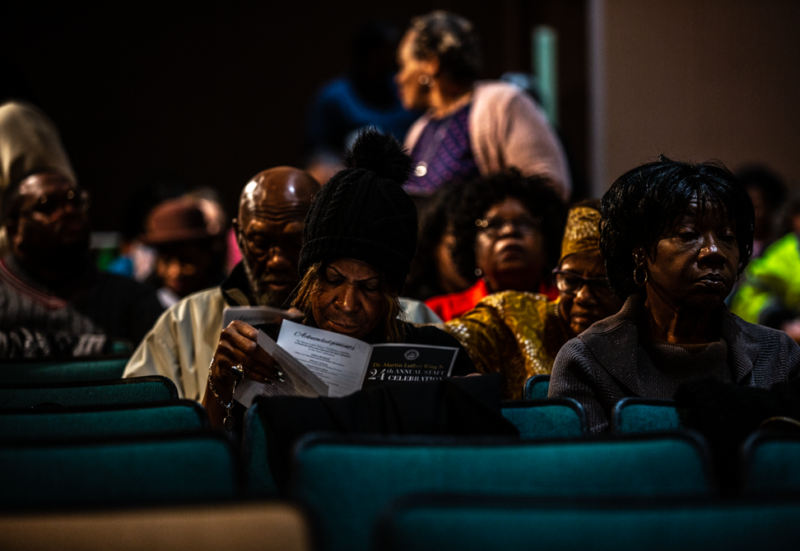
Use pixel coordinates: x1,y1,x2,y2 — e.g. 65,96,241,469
425,279,559,322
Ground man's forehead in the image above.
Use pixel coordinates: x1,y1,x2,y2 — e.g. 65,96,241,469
240,167,318,215
18,172,75,196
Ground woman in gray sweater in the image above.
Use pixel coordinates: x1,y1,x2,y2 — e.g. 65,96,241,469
549,156,800,433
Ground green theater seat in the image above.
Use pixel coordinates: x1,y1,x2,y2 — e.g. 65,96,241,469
0,356,129,384
291,432,712,551
611,398,682,434
501,398,584,438
742,430,800,494
0,433,241,509
0,376,178,409
0,400,208,442
379,494,800,551
523,375,550,400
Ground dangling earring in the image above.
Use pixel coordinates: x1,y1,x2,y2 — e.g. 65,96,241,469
418,74,431,86
631,252,648,286
474,268,483,277
633,266,648,286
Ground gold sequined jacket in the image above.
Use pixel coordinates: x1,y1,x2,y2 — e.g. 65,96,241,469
444,291,572,400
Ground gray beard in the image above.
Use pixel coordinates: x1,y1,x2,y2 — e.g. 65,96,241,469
241,256,295,309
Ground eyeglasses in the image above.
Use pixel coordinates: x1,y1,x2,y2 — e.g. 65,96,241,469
21,189,90,219
475,215,541,237
237,228,303,260
552,269,615,299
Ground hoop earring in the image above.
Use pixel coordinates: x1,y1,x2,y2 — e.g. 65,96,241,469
418,74,431,86
474,268,483,277
633,266,648,286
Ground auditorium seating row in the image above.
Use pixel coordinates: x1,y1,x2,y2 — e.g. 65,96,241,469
0,362,798,550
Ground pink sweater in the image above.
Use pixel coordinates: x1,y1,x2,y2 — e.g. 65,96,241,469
404,81,571,200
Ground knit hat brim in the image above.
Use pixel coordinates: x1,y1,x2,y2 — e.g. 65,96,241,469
299,235,412,293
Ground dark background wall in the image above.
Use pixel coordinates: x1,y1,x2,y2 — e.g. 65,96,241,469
593,0,800,194
1,1,588,232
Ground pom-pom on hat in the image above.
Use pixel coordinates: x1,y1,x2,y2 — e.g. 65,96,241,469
299,129,417,292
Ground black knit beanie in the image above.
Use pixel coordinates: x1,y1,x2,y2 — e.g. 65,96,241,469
299,129,417,292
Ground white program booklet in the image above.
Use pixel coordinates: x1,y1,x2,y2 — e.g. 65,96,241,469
233,329,330,407
276,320,459,397
232,319,460,406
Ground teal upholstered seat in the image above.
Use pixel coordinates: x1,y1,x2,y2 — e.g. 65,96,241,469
501,399,584,438
379,495,800,551
523,375,550,400
0,433,240,509
0,400,207,442
0,376,178,409
291,432,712,551
611,398,682,434
0,356,129,384
742,431,800,494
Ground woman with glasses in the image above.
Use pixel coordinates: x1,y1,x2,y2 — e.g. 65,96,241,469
425,170,566,322
550,158,800,433
443,201,622,399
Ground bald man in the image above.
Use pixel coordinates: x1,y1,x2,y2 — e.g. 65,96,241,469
123,168,320,400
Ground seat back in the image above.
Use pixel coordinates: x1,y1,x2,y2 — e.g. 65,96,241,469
0,356,129,384
291,432,712,551
0,502,313,551
242,400,279,497
0,433,241,509
0,400,208,442
611,398,681,434
501,399,584,438
379,495,800,551
523,374,550,400
741,431,800,494
0,376,178,408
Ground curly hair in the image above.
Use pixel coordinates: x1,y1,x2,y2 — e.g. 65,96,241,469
601,156,755,299
451,170,567,284
409,11,481,84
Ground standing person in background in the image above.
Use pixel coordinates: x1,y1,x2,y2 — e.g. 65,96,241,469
305,22,420,185
444,201,623,399
425,171,566,321
396,11,571,201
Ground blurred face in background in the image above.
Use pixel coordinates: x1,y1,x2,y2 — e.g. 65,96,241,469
155,241,215,298
8,172,91,272
395,30,435,111
474,197,546,293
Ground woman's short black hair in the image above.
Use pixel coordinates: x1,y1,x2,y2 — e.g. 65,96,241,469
451,170,567,283
410,11,481,84
601,156,755,298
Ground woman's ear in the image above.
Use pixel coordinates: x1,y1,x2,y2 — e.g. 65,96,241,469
418,55,440,79
632,246,646,267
